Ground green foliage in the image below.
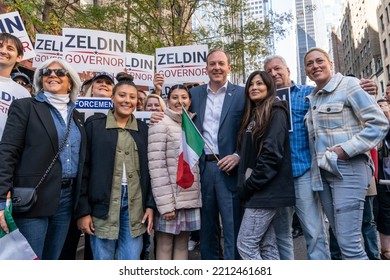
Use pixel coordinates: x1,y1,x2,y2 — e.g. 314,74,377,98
2,0,292,80
195,0,293,82
4,0,46,36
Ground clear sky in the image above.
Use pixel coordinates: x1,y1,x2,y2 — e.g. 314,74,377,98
271,0,298,81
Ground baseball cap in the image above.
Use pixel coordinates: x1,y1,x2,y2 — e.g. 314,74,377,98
11,72,32,85
92,72,115,84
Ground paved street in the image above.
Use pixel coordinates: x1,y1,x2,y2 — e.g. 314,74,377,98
187,234,308,260
76,232,308,260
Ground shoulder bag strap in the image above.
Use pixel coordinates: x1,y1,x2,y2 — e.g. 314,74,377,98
33,111,74,190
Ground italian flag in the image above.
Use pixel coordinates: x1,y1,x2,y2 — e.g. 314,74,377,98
176,107,205,189
0,198,38,260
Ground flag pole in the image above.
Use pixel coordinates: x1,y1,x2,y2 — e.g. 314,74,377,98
182,105,220,162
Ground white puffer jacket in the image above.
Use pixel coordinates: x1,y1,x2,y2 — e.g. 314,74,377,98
148,108,202,215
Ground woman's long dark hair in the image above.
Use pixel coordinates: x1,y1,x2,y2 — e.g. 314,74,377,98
237,70,277,151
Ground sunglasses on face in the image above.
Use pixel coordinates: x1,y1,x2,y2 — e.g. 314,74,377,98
40,68,68,77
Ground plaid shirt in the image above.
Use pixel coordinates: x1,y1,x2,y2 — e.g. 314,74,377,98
305,73,389,190
289,82,313,177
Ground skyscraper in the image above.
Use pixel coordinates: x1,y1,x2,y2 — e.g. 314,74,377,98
295,0,327,84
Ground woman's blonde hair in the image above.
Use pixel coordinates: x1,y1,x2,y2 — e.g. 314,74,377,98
143,93,166,112
304,47,332,65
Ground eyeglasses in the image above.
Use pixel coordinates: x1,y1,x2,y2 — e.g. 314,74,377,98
40,68,68,77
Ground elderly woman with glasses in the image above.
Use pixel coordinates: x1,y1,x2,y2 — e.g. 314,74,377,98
0,58,86,260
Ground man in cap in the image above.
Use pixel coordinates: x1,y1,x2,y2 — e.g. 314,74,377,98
11,72,34,95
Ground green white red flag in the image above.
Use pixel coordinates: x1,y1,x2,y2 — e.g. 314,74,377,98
176,107,205,189
0,198,38,260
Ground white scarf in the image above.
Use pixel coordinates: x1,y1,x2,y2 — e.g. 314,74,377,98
44,92,70,124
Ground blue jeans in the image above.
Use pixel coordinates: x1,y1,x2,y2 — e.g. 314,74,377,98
90,186,143,260
14,187,73,260
273,206,294,259
294,170,330,259
319,156,371,259
237,208,279,260
329,195,380,260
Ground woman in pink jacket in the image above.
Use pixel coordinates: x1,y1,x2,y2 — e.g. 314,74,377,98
148,84,201,260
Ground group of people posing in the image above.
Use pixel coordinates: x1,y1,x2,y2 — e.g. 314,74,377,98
0,32,389,260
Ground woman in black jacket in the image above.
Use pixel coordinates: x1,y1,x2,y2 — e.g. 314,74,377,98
76,79,154,260
236,70,295,260
0,58,86,260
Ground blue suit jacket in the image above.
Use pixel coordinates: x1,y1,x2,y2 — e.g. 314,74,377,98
189,82,245,191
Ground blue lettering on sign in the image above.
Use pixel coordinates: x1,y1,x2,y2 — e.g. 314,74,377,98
64,35,124,52
0,15,24,33
75,99,113,109
35,38,63,52
157,51,207,65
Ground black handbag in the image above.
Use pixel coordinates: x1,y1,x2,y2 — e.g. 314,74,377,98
11,112,73,213
11,186,38,213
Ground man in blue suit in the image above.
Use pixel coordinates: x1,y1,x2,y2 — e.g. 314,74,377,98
189,49,245,259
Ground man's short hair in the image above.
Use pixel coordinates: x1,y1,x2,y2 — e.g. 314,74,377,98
207,49,231,65
263,55,289,69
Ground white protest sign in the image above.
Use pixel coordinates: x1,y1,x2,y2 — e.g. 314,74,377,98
0,11,36,60
62,28,126,73
33,34,63,68
76,97,152,124
156,45,209,84
125,53,154,87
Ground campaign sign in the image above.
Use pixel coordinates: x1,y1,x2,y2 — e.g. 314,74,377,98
276,87,293,132
75,97,152,124
125,53,154,87
62,28,126,73
156,45,209,84
33,34,63,68
0,11,36,60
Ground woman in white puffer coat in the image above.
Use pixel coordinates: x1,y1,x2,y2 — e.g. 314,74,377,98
148,84,201,260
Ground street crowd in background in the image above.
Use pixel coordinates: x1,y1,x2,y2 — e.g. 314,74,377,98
1,31,390,261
